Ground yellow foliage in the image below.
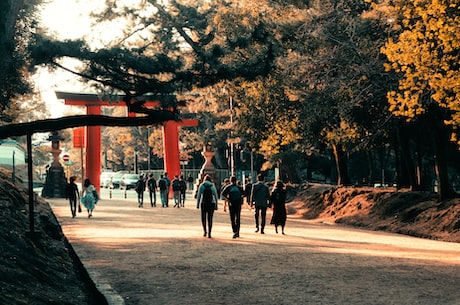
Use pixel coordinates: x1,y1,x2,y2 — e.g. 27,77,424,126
380,0,460,131
259,116,302,157
322,120,360,148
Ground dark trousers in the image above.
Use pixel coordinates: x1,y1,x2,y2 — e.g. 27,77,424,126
149,191,156,206
254,206,267,231
137,191,144,205
229,204,241,234
201,207,214,234
69,196,77,216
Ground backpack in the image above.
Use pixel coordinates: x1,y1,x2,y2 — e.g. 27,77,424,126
158,179,167,191
135,180,144,193
148,178,155,190
172,179,181,191
228,185,242,204
92,189,99,203
179,180,186,192
202,184,214,204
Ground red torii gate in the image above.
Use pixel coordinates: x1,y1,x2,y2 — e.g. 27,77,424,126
56,92,198,192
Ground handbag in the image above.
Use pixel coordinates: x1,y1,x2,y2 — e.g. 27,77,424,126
92,189,99,203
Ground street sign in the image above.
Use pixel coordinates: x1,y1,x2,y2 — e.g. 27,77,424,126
62,153,70,162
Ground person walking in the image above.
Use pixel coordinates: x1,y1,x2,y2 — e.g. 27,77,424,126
187,173,194,191
221,176,244,238
244,177,253,206
221,178,230,212
250,174,270,234
147,173,157,207
172,175,181,208
179,175,187,207
81,178,97,218
164,172,171,207
196,174,218,238
270,181,287,234
67,176,80,218
135,174,146,207
158,174,168,207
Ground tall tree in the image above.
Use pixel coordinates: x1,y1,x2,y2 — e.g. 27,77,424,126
236,0,393,185
0,0,40,123
379,0,460,200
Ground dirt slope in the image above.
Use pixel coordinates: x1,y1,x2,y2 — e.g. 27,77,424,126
0,168,106,305
288,183,460,243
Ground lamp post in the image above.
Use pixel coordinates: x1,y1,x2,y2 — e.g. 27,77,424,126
12,150,15,184
147,126,151,173
223,87,236,178
250,150,254,182
229,96,235,177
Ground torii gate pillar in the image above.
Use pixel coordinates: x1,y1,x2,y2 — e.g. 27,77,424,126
86,105,101,191
163,119,198,179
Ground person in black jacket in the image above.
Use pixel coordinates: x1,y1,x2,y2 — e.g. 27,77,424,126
244,178,252,206
221,176,244,238
250,174,270,234
135,175,146,207
67,176,80,218
179,175,187,207
147,173,157,207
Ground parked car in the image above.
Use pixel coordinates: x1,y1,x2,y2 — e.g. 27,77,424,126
110,172,125,189
100,171,114,188
120,174,140,190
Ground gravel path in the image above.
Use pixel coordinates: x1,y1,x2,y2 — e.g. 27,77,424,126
48,193,460,305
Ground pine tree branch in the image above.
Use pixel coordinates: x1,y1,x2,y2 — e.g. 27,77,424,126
0,112,177,139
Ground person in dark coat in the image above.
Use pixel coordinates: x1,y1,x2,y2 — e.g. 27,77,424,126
250,174,270,234
67,176,80,218
244,178,252,206
179,175,187,207
147,173,157,207
136,175,146,207
270,181,287,234
221,176,244,239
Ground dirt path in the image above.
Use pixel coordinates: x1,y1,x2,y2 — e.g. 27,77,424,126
48,193,460,305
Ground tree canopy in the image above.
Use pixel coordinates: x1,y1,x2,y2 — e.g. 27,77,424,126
373,0,460,200
381,0,460,140
2,0,460,200
30,0,279,102
0,0,40,123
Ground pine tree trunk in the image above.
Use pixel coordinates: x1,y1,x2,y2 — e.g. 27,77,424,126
394,123,417,189
0,0,24,87
433,130,456,201
332,143,350,186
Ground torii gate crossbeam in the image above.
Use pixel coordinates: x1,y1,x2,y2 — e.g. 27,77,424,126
56,92,198,192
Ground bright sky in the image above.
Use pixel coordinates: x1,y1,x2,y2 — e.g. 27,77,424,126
40,0,94,40
36,0,159,117
37,0,125,117
37,0,96,117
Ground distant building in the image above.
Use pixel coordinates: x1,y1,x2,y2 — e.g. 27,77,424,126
0,140,26,166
